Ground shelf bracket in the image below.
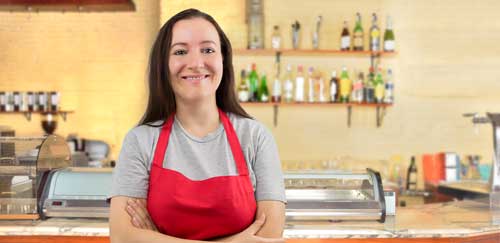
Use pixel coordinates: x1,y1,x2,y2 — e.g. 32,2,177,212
376,105,387,127
59,112,68,121
347,105,352,127
273,104,279,127
23,112,32,121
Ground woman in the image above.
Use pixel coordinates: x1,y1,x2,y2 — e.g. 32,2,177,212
109,8,286,243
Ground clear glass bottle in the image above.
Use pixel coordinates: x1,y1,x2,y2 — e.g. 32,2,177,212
246,0,264,49
307,67,315,103
384,68,394,104
351,72,364,103
237,69,249,102
271,25,282,50
294,65,305,102
271,53,282,102
369,13,381,52
283,64,294,102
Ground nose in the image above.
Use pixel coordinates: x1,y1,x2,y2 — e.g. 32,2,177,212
186,51,205,70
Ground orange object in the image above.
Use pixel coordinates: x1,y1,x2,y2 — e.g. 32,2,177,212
423,153,445,184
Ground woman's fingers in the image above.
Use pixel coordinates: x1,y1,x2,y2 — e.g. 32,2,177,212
244,214,266,235
127,199,157,231
255,236,286,243
127,199,148,229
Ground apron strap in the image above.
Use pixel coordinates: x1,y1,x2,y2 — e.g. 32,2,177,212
152,114,175,167
218,109,249,176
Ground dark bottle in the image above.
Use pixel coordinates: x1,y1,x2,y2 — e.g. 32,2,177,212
0,92,6,112
27,92,34,112
329,71,339,102
340,21,351,51
49,91,59,111
364,67,375,103
13,92,21,112
248,63,259,102
37,91,47,112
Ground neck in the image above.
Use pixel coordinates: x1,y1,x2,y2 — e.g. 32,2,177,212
175,98,220,138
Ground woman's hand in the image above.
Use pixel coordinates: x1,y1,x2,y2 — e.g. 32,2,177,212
228,214,285,243
125,198,158,231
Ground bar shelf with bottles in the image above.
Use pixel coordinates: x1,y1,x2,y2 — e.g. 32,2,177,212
234,49,396,57
0,91,73,121
238,59,394,128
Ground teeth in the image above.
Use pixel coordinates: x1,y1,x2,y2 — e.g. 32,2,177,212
184,75,206,80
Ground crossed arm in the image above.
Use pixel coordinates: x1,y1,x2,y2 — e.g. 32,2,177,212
109,196,285,243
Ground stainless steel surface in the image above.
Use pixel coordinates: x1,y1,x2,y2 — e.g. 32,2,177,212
44,206,109,218
284,169,386,222
465,112,500,209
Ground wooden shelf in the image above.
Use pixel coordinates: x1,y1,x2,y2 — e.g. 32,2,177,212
241,102,392,127
234,49,397,57
0,110,74,121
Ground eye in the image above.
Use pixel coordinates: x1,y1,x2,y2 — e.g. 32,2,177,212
201,48,215,54
173,49,187,55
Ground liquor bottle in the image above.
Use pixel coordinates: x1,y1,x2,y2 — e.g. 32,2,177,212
369,13,381,52
374,68,385,103
247,0,264,49
271,52,282,102
258,73,269,102
351,72,364,103
340,21,351,51
237,69,249,102
283,64,294,102
294,65,305,102
248,63,259,102
339,67,352,103
364,67,375,103
271,25,282,50
329,71,339,102
317,72,326,102
307,67,315,103
383,15,395,52
353,13,364,51
384,68,394,104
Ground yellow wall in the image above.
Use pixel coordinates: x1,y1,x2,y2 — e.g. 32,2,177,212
1,0,499,180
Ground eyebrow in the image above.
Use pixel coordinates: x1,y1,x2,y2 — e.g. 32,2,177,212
171,40,217,48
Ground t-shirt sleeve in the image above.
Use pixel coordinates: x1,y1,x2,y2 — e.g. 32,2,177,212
252,124,286,203
108,129,150,199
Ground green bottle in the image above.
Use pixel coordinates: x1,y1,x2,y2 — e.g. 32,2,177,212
383,15,395,52
353,13,364,51
339,67,352,103
257,73,269,102
374,68,385,103
248,63,259,102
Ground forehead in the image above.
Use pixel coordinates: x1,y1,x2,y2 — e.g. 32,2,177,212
171,17,220,45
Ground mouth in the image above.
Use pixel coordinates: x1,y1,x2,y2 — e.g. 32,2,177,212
181,74,210,81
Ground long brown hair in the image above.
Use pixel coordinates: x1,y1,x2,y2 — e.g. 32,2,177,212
139,8,251,126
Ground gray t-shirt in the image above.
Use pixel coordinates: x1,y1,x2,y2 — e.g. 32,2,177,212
109,112,286,203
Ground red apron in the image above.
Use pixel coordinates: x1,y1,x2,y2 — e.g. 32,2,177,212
147,109,257,240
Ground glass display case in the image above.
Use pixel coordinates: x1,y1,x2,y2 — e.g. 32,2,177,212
0,135,70,220
284,168,386,222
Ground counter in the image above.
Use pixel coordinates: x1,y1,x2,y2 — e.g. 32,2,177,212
0,200,499,243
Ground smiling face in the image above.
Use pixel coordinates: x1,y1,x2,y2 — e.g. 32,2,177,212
168,17,223,104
